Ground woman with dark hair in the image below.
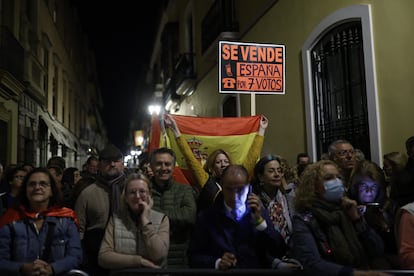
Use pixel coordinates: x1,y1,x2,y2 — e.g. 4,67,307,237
61,167,82,206
0,167,82,275
348,160,397,268
251,155,293,246
164,114,268,212
349,160,386,205
382,151,407,208
0,166,27,214
292,160,389,276
62,167,82,190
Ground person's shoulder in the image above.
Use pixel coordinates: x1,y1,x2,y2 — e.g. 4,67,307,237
81,182,101,192
173,181,193,191
292,210,313,222
196,206,217,222
77,182,103,199
400,201,414,215
151,209,167,220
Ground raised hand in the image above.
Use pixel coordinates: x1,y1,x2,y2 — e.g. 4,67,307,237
258,115,268,136
164,114,181,137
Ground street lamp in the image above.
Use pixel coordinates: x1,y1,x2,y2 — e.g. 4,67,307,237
148,104,161,115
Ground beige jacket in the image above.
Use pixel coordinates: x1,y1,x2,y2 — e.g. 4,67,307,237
98,210,170,269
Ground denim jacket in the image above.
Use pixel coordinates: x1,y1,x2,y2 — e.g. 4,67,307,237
0,216,82,275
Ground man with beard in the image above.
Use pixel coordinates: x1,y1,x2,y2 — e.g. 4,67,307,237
74,144,126,275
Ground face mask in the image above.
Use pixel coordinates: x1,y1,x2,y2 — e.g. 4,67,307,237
323,178,344,203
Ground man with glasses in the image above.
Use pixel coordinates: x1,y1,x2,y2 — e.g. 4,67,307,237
328,139,356,190
74,144,126,276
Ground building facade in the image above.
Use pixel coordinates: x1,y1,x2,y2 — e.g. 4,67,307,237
147,0,414,165
0,0,107,168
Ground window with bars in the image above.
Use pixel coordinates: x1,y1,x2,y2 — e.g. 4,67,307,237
311,21,370,159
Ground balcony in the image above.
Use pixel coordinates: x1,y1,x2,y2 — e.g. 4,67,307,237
24,53,47,103
162,53,197,112
201,0,239,56
174,53,196,96
0,26,24,81
163,78,181,113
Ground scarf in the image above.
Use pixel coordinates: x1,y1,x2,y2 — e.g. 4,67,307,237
0,205,79,229
310,198,366,267
96,173,125,213
259,189,292,242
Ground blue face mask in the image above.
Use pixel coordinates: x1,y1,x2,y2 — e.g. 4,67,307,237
323,178,344,203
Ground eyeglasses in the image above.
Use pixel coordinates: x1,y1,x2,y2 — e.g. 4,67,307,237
127,189,148,197
336,149,355,157
27,181,51,189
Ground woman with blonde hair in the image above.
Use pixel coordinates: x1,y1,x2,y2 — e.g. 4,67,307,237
98,173,169,270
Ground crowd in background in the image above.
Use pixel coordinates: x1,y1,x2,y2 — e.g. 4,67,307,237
0,120,414,275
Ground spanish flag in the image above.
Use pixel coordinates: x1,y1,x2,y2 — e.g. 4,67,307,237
148,114,261,186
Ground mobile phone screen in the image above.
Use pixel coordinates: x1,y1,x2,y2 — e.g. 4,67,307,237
366,202,381,211
239,184,251,204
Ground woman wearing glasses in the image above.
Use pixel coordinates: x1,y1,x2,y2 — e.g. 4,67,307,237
98,173,169,271
0,167,82,276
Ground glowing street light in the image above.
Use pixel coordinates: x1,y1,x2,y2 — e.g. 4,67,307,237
148,104,161,115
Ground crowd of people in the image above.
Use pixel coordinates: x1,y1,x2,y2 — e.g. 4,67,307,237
0,116,414,275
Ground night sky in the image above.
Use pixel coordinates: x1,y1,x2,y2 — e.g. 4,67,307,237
76,1,163,153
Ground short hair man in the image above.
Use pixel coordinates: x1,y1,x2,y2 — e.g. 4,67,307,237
296,153,311,178
82,155,99,178
149,147,197,268
328,139,356,189
188,164,286,269
47,156,66,171
47,165,63,197
74,143,126,275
